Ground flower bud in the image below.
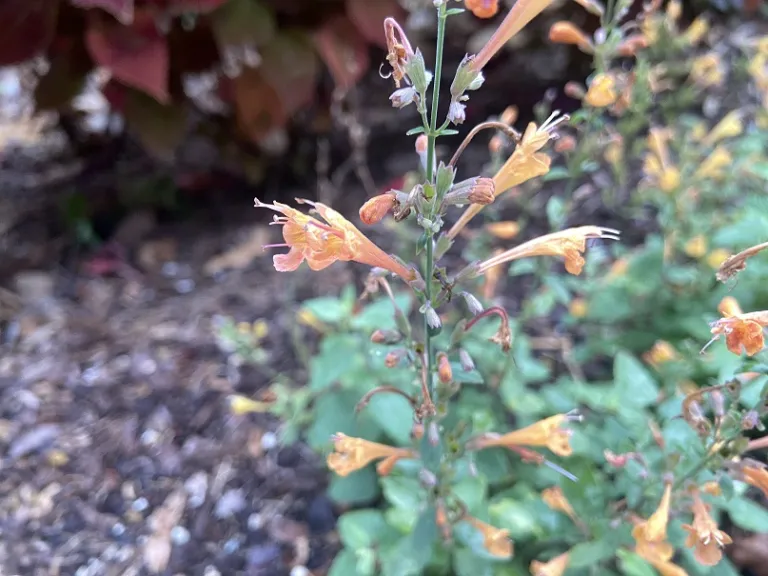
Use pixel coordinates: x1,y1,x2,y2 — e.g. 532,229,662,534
554,135,576,153
411,422,424,440
390,86,418,109
604,449,630,468
428,421,440,446
743,410,760,430
461,292,484,315
564,81,586,99
549,21,594,53
500,106,518,125
468,177,495,205
385,349,405,368
404,48,432,94
447,100,467,125
617,34,648,57
450,54,484,98
436,161,456,198
459,348,475,371
419,468,438,488
370,329,403,344
420,302,441,329
437,353,453,384
465,0,499,18
360,193,397,224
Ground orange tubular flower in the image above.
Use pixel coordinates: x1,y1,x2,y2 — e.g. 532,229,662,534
475,226,620,276
548,21,594,53
681,490,732,566
542,487,578,522
643,340,678,367
464,516,513,558
530,551,570,576
643,128,680,192
465,0,499,19
743,465,768,499
718,296,743,317
255,198,415,281
470,414,578,457
472,0,555,72
695,146,731,181
709,310,768,356
448,113,567,238
327,433,416,477
632,483,689,576
359,193,397,225
584,73,618,108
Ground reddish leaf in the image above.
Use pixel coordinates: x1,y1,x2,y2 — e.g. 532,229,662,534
313,16,369,93
259,31,318,118
345,0,404,49
165,0,229,14
71,0,133,24
0,0,59,66
230,68,284,143
122,87,187,160
34,37,91,110
101,78,127,110
168,22,219,74
210,0,276,48
85,13,170,103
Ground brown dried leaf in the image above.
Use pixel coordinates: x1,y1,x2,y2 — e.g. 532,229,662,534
313,16,369,93
345,0,404,48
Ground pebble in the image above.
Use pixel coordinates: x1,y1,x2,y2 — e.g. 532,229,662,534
175,279,195,294
184,471,208,509
247,513,264,531
9,424,60,459
170,525,191,545
246,544,280,569
223,537,240,554
290,567,310,576
131,497,149,512
214,489,246,519
203,566,221,576
111,522,126,537
260,432,278,451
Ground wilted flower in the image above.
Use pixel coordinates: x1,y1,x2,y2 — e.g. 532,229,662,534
584,73,618,108
643,340,678,367
709,311,768,356
530,551,570,576
447,100,467,124
465,0,499,18
390,86,418,108
690,53,725,88
464,516,513,558
437,352,453,383
472,0,556,72
695,146,731,181
682,490,732,566
360,193,397,225
569,298,587,318
635,482,672,545
542,486,577,521
327,433,416,476
255,198,415,281
703,111,743,146
469,414,579,456
548,21,594,53
643,128,680,192
617,34,649,56
383,18,414,88
448,113,568,238
476,226,620,276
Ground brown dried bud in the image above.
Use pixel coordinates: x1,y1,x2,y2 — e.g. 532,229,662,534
385,350,405,368
437,353,453,384
554,135,577,153
500,105,518,126
411,422,424,440
371,329,402,344
617,34,649,57
709,390,726,418
564,81,586,100
360,193,397,225
468,178,495,205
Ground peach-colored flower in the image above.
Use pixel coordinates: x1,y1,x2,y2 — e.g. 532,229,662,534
743,465,768,499
643,127,680,192
465,0,499,18
470,414,578,457
681,491,732,566
695,146,731,181
709,311,768,356
542,487,577,522
485,221,521,240
690,53,725,88
617,34,649,56
475,226,620,276
464,516,513,558
327,433,416,477
584,73,618,107
359,193,396,225
472,0,556,72
448,113,566,238
718,296,743,317
634,482,672,544
643,340,678,367
255,198,415,280
548,21,593,52
530,551,570,576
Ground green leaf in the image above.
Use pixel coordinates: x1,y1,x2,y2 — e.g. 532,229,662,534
541,166,570,181
452,362,484,384
452,548,494,576
309,334,364,390
328,466,380,505
367,392,415,446
452,476,488,514
406,126,426,135
338,509,399,549
328,549,363,576
567,539,619,569
725,497,768,532
613,351,659,408
546,196,567,229
445,7,466,15
440,129,459,135
306,390,380,450
489,498,539,539
300,296,350,324
381,507,438,576
382,476,423,510
352,293,413,331
615,550,657,576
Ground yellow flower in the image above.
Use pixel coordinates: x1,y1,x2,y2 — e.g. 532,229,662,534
684,235,708,259
548,21,594,53
542,487,578,522
229,395,272,415
569,298,588,318
608,257,629,278
700,482,722,497
643,128,680,192
717,296,743,317
703,111,743,146
464,516,513,558
252,319,269,340
485,221,521,239
255,198,415,281
475,227,621,276
682,491,732,566
690,53,725,88
743,465,768,499
297,308,328,332
465,0,499,18
470,414,578,457
695,146,731,181
683,17,709,45
709,311,768,356
634,482,672,544
448,113,567,239
530,551,570,576
584,73,618,107
327,433,416,477
643,340,678,367
472,0,556,71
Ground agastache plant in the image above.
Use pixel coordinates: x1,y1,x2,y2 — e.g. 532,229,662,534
255,0,621,561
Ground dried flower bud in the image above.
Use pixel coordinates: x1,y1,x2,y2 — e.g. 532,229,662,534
554,135,576,153
419,468,438,488
500,106,518,125
459,348,475,371
390,86,418,109
371,329,402,344
709,390,726,418
743,410,760,430
451,54,484,98
564,81,586,99
461,291,484,315
412,422,424,440
385,349,405,368
437,353,453,384
604,449,631,468
360,193,397,225
448,100,467,124
468,177,495,205
428,421,440,446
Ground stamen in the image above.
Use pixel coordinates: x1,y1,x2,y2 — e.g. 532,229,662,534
306,220,344,238
263,243,289,250
543,459,579,482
